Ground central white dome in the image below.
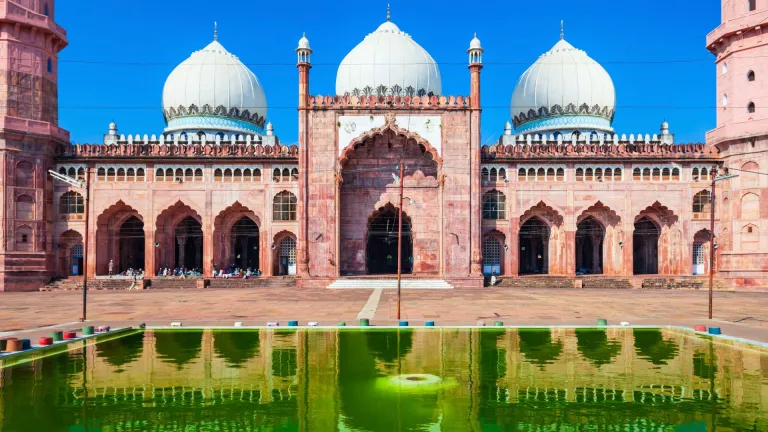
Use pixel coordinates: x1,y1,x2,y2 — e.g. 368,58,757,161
162,38,267,134
336,20,441,97
510,38,616,134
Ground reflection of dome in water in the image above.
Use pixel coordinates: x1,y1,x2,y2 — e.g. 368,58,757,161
213,330,260,368
154,330,203,369
380,373,444,391
96,330,144,369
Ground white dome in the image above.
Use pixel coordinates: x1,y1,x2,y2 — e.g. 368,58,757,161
162,38,267,134
336,20,441,97
510,38,615,133
297,33,310,50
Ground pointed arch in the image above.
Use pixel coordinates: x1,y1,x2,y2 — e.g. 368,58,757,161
692,229,713,275
57,229,84,277
634,201,681,275
364,203,413,275
519,202,565,275
213,202,262,271
576,202,623,275
340,120,442,168
95,200,145,275
273,230,297,276
155,201,203,273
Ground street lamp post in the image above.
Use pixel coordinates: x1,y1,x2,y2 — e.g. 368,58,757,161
708,168,738,320
49,168,90,322
396,162,404,320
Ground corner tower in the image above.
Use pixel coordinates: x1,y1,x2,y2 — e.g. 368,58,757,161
0,0,69,291
706,0,768,288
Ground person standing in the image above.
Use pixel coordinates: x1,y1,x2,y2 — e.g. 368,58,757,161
108,260,114,278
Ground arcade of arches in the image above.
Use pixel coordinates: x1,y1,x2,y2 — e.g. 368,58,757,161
482,201,690,277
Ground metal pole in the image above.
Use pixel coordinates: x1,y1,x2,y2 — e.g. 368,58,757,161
81,167,91,322
708,166,716,320
396,161,404,320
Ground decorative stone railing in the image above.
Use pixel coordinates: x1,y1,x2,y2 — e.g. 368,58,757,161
59,142,298,159
482,142,718,160
309,94,471,109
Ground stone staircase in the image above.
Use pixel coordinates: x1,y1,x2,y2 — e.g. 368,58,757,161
641,277,728,290
327,278,454,289
207,277,296,289
40,277,134,291
146,278,202,290
579,277,634,290
494,276,575,289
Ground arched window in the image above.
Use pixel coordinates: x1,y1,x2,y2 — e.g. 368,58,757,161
15,195,34,220
546,168,555,182
595,168,603,181
723,93,728,107
43,3,49,16
126,168,135,180
652,168,661,181
692,167,700,181
634,168,642,181
748,102,756,114
68,167,76,178
572,131,581,141
47,58,52,73
749,0,756,11
106,167,115,181
662,168,670,181
175,168,183,181
282,168,290,181
244,168,252,181
59,191,84,215
58,167,66,175
614,168,622,181
742,161,759,187
273,191,297,221
693,190,712,215
224,168,233,182
15,161,33,187
671,167,680,181
642,168,651,180
77,168,85,181
701,167,709,181
748,70,756,82
518,168,526,182
155,168,164,182
233,168,242,181
527,168,535,180
214,169,223,182
537,168,545,180
253,168,261,182
273,168,281,182
585,168,594,182
498,168,506,181
194,168,203,182
184,168,193,181
136,168,145,182
116,168,126,182
556,168,565,181
490,168,498,182
482,190,506,220
291,168,299,181
590,131,599,141
97,167,106,181
741,193,760,220
576,167,584,181
482,168,489,182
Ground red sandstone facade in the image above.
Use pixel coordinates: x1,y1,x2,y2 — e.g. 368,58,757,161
0,1,765,291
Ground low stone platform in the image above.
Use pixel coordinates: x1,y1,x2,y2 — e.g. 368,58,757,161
327,278,453,289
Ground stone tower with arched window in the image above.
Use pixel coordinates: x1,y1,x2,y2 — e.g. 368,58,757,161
0,1,69,290
707,0,768,287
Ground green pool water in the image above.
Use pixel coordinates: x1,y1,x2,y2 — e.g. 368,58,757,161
1,328,767,431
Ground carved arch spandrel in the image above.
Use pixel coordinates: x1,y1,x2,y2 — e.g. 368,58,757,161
339,118,443,168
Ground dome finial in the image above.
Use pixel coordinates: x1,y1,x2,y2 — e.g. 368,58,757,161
560,20,564,40
214,21,218,41
387,4,391,21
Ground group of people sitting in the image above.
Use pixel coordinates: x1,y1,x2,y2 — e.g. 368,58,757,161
158,267,203,278
214,264,262,279
120,268,144,279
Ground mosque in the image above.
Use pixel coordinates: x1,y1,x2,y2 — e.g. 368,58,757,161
0,0,765,291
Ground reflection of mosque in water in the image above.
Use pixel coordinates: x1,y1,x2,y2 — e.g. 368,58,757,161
0,329,767,430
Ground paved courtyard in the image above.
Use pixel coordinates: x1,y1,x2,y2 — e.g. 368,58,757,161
1,287,768,343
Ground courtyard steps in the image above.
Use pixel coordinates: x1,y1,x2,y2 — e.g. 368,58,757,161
40,277,134,291
641,277,729,290
327,279,454,289
207,277,296,289
494,276,575,289
579,277,635,290
146,278,201,290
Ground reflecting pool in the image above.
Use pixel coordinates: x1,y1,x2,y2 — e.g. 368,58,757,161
1,328,767,431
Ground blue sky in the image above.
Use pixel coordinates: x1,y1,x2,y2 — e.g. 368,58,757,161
57,0,720,145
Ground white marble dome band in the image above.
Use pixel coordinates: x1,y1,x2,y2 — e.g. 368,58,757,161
162,39,268,134
336,20,441,97
510,38,616,133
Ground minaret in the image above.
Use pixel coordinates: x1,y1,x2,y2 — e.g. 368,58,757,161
0,1,69,291
468,33,484,276
706,0,768,287
296,33,312,277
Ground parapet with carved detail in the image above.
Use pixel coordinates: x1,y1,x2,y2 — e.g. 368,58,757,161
482,138,718,161
309,94,470,109
58,133,298,159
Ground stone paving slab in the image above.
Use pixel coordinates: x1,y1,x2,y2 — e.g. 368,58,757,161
0,287,767,343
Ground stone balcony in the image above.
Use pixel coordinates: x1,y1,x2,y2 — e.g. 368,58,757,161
707,9,768,50
706,118,768,146
0,115,69,142
0,0,67,43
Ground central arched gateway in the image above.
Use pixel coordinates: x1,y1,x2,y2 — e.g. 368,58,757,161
175,216,203,270
366,205,412,275
119,216,145,272
633,217,659,275
519,218,549,274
